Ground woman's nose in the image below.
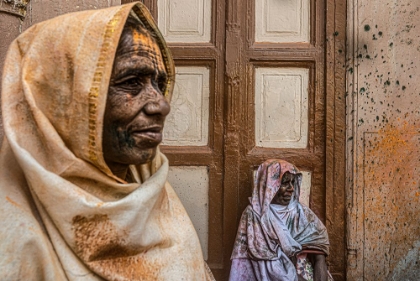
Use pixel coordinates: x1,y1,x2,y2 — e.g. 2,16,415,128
143,86,171,116
287,183,294,190
144,98,170,116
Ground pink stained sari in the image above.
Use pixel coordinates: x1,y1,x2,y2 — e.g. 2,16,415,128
229,159,332,281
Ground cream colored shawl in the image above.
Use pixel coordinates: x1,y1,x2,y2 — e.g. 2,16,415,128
0,2,213,280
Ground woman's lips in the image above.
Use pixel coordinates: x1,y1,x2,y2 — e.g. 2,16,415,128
283,194,292,200
131,127,163,143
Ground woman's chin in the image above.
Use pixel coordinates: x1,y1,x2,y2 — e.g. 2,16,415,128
272,199,291,206
131,148,157,165
115,147,158,166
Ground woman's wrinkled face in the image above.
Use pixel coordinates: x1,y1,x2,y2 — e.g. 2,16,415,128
272,172,295,205
102,26,170,168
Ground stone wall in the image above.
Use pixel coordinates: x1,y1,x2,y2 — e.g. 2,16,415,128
346,1,420,279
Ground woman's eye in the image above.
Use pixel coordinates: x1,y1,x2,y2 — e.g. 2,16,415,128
158,77,167,92
158,81,166,92
120,78,141,87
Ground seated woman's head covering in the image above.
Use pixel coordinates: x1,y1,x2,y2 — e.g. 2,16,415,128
230,159,329,281
0,2,214,280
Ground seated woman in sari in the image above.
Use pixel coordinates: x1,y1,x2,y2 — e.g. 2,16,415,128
0,2,214,280
229,159,333,281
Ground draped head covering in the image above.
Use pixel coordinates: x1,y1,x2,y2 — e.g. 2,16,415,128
0,2,213,280
230,159,329,281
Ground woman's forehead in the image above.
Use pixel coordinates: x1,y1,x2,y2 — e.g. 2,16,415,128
115,28,166,72
118,27,161,56
131,28,156,48
281,172,294,181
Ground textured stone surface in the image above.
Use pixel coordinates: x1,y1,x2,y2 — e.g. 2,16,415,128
346,0,420,279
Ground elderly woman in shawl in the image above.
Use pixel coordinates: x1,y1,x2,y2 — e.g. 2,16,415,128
0,2,214,281
229,159,332,281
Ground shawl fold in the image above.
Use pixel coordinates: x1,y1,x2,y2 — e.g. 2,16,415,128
0,2,213,280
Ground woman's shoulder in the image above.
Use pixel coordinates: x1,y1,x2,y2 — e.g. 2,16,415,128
296,203,327,228
298,203,317,216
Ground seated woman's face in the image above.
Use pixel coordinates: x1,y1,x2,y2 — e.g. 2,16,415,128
102,26,170,168
272,172,295,205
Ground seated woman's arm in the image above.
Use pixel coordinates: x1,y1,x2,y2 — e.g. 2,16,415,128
312,254,328,281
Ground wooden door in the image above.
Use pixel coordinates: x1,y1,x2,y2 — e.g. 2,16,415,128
134,1,346,280
223,0,346,280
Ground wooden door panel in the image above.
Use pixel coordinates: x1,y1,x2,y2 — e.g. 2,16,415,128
157,0,212,43
254,0,311,44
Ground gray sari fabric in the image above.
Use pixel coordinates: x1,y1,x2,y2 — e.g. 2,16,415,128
230,159,330,281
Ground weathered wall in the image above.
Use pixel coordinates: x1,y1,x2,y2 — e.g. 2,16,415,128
346,0,420,280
